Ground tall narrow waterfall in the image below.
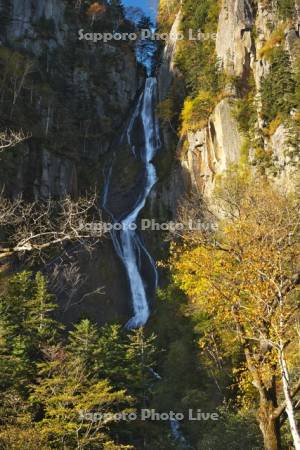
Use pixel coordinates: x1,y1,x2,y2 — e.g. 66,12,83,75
103,77,160,329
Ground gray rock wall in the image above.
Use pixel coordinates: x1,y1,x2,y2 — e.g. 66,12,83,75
0,0,144,199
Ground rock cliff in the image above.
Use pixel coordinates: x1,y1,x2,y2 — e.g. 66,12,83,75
156,0,300,216
0,0,144,199
0,0,145,325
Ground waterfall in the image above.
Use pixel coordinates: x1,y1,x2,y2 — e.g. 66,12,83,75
102,76,191,448
103,77,160,329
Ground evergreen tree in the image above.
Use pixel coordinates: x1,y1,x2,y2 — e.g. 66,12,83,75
125,328,157,402
67,319,100,372
0,272,60,391
261,49,297,123
29,348,134,449
96,324,127,386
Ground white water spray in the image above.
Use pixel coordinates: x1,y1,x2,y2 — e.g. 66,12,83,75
103,77,160,329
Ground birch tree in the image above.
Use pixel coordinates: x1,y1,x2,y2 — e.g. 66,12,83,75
171,169,300,450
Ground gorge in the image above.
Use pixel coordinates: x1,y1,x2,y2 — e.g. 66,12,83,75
0,0,299,449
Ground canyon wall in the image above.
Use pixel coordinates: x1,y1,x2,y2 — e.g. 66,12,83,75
0,0,145,325
156,0,300,216
0,0,144,199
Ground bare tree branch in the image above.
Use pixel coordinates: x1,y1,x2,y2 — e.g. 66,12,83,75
0,192,104,261
0,129,31,151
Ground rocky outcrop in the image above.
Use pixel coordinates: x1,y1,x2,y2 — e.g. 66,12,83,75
3,0,66,48
264,124,300,191
158,98,242,214
0,0,144,199
188,99,241,196
157,0,299,215
158,9,182,101
216,0,254,77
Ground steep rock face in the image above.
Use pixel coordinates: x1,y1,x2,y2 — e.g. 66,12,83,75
11,146,78,199
251,1,299,190
158,99,242,215
216,0,254,77
4,0,66,46
252,1,274,88
0,0,146,325
157,0,299,215
264,124,300,191
0,0,144,199
182,99,241,197
158,9,182,101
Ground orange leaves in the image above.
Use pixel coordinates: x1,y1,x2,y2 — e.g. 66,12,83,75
86,2,106,18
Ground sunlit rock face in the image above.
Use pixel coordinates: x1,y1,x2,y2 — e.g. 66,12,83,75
216,0,254,78
158,9,182,101
264,124,300,192
177,99,242,199
155,0,300,216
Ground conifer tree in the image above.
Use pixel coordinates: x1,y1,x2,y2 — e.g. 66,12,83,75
67,318,100,372
30,348,134,449
0,272,60,391
125,328,157,402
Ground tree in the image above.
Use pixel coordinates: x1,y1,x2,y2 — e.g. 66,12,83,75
109,0,124,29
0,129,30,152
29,347,134,449
0,276,134,449
0,193,102,261
261,49,297,124
180,91,215,135
86,2,107,24
0,272,60,392
171,168,300,450
125,328,157,402
67,319,101,372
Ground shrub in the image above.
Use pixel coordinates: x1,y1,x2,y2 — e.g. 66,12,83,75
264,114,283,136
277,0,295,19
181,91,215,134
258,26,285,60
233,96,257,135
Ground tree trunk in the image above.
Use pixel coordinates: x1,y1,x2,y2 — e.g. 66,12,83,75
243,348,281,450
258,396,281,450
279,346,300,450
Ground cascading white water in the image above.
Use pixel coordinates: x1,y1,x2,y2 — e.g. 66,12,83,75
103,77,160,329
103,76,191,448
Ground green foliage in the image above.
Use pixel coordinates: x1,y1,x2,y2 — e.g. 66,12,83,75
173,0,224,134
277,0,295,18
67,318,101,371
198,408,263,450
181,91,215,134
158,0,179,33
0,272,60,392
148,284,263,448
125,328,157,399
232,74,257,136
294,45,300,109
30,350,133,450
180,0,220,33
0,274,161,449
261,48,297,124
175,0,221,95
175,44,223,98
233,96,257,135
